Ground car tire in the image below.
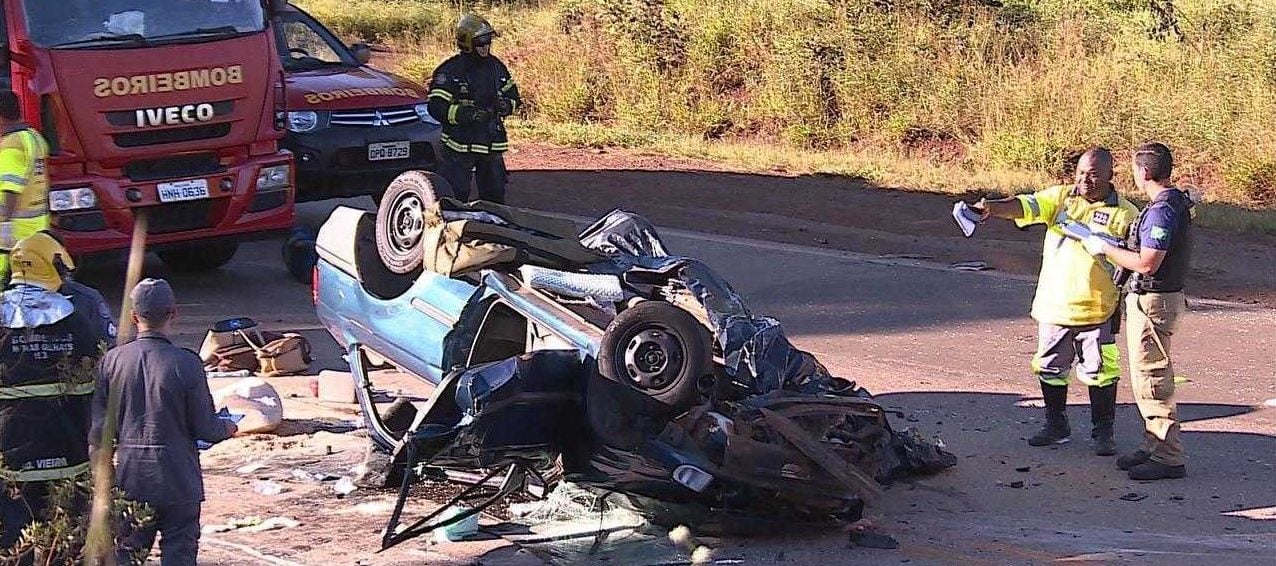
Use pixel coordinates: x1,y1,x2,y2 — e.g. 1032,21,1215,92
158,242,239,272
598,301,710,411
374,171,452,274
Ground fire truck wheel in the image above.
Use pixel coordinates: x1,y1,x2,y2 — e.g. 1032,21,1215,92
158,242,240,272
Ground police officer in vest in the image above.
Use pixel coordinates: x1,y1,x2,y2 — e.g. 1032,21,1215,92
1084,142,1194,480
0,91,51,283
427,14,521,204
0,232,116,554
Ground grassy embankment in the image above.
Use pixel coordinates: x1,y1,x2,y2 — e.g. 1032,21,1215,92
296,0,1276,233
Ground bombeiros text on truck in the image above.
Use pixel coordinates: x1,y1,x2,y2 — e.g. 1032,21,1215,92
1,0,298,271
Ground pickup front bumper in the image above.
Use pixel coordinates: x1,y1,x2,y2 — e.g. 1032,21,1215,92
284,120,442,202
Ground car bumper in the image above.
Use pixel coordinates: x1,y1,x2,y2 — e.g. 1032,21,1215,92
284,121,442,202
50,153,296,256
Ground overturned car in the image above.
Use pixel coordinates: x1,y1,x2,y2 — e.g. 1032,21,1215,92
313,171,955,549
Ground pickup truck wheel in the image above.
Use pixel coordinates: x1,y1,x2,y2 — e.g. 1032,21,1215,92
599,301,710,411
158,242,239,272
374,171,451,274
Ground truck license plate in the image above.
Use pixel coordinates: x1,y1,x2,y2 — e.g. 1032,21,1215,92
368,141,410,161
157,179,210,203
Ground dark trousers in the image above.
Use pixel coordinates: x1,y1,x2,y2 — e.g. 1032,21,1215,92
117,502,201,566
0,481,50,563
439,147,508,204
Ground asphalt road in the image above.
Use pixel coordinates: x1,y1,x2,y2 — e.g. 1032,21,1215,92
74,197,1276,565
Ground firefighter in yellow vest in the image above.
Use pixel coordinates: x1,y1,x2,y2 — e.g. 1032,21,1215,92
963,148,1139,456
0,90,51,282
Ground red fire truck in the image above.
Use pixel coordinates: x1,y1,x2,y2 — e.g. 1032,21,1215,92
1,0,295,271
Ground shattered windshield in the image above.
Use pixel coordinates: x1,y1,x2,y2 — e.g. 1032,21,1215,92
23,0,265,49
275,12,356,71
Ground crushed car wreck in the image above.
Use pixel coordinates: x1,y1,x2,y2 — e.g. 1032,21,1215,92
312,171,956,550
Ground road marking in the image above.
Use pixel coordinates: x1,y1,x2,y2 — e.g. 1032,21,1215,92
544,211,1265,311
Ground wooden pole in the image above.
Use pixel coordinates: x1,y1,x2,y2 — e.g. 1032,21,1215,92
84,211,148,565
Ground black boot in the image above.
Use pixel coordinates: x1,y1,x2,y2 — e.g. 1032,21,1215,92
1029,383,1070,446
1088,385,1117,456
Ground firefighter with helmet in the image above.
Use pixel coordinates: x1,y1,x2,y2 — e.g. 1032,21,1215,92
0,231,115,554
427,14,521,204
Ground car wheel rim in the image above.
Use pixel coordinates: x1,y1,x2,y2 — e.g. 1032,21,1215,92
623,328,684,390
389,193,425,253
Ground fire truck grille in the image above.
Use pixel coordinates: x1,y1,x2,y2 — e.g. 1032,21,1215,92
144,201,213,234
330,106,419,127
114,124,231,148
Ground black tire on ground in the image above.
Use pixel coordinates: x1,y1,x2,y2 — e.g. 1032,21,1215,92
374,171,452,274
157,242,239,272
598,301,711,411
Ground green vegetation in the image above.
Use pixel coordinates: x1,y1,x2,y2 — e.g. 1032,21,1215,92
297,0,1276,231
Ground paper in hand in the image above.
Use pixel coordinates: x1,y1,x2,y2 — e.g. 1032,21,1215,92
217,407,245,424
952,202,982,238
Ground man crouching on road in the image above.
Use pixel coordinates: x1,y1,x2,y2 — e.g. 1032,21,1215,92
90,279,238,566
963,148,1138,455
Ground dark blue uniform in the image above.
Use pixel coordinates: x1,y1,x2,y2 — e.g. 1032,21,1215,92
0,281,115,553
92,331,233,566
427,52,521,203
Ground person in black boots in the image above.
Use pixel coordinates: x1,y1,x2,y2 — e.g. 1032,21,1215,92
1084,142,1194,480
963,148,1138,456
426,13,521,204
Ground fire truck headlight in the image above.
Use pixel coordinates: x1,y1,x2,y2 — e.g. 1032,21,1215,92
287,111,320,133
50,188,97,212
256,165,291,191
414,104,438,125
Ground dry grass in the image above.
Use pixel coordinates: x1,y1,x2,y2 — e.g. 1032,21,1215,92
296,0,1276,233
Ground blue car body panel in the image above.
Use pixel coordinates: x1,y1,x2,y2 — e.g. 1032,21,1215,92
315,259,479,384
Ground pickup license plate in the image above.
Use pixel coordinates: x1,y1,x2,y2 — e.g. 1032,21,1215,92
368,141,410,161
157,179,210,203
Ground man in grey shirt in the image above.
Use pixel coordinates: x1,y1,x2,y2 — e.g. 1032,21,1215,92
90,278,237,565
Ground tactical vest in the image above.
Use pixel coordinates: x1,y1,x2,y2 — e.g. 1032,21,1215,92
1125,189,1195,294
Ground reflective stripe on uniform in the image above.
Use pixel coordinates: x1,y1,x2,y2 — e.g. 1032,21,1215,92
447,104,460,125
10,207,47,219
440,134,494,154
500,81,517,94
11,461,90,482
490,142,509,151
1097,343,1121,385
1022,195,1041,218
0,174,25,187
428,89,454,102
0,381,95,400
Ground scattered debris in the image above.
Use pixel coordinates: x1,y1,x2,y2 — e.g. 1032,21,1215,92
333,477,358,496
202,516,299,535
1120,492,1148,502
431,506,479,543
236,462,267,475
251,480,285,496
848,532,900,549
207,369,253,379
1010,481,1025,489
1015,466,1031,472
950,261,991,272
1171,495,1186,501
214,377,284,434
1264,398,1276,409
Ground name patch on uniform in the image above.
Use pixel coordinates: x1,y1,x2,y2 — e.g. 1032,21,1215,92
1091,211,1111,226
1151,226,1170,241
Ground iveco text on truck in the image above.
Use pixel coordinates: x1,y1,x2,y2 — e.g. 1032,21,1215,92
2,0,296,270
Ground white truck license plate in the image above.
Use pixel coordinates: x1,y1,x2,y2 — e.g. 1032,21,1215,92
156,179,210,203
368,141,410,161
